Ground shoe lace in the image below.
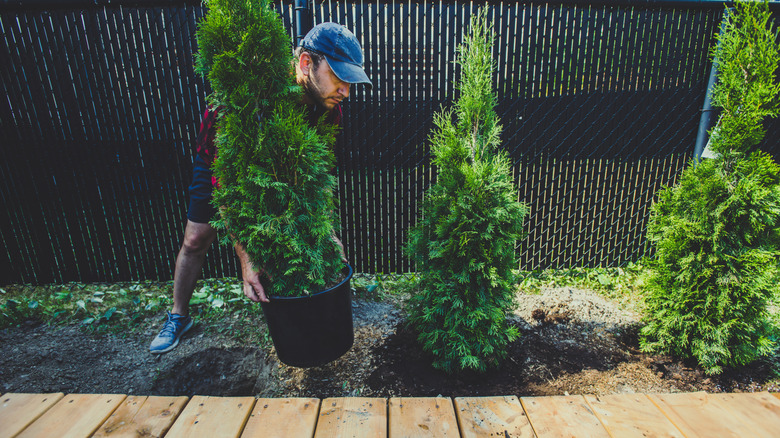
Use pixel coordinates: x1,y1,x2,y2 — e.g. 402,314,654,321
159,314,182,338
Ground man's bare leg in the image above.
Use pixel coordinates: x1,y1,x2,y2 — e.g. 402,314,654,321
150,220,217,353
171,220,218,316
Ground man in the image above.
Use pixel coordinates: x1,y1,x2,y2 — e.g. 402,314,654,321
150,22,372,354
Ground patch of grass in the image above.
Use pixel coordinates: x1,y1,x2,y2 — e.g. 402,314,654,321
1,281,172,333
1,273,416,346
0,278,267,339
515,261,648,308
2,265,652,336
179,278,271,346
351,273,418,302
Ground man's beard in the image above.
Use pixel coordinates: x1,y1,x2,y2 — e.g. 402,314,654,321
301,66,334,110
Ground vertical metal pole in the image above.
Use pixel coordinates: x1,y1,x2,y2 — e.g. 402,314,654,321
294,0,311,47
694,7,730,163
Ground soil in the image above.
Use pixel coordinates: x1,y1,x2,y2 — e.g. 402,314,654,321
2,287,779,398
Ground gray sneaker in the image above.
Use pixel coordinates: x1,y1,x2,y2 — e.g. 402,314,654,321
150,312,193,354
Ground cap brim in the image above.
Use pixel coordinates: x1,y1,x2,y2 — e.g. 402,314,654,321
327,58,373,89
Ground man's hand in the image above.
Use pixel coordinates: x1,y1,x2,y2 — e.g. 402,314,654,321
235,243,270,303
332,233,348,264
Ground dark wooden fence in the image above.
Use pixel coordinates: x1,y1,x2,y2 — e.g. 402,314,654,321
1,0,779,284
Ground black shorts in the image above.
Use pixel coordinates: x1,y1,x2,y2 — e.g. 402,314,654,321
187,154,218,224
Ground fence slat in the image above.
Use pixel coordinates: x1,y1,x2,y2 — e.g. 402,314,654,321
2,1,779,283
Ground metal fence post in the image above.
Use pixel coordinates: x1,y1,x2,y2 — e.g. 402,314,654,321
694,7,731,163
294,0,311,46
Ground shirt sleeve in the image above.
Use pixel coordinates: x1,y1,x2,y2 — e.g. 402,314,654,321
195,107,218,165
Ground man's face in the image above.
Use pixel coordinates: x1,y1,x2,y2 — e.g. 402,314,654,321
302,57,351,110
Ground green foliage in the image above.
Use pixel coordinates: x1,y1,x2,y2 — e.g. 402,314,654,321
0,280,268,341
518,262,647,305
195,0,344,296
0,282,168,333
641,154,780,373
405,10,529,373
708,1,780,158
351,273,418,301
640,0,780,374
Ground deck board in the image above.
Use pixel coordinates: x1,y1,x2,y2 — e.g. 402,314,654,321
389,396,458,437
3,391,780,437
0,393,64,438
15,393,126,438
584,393,683,438
241,397,320,438
648,391,751,438
164,395,255,438
314,397,387,438
92,395,188,438
708,392,780,438
520,395,610,437
453,396,536,437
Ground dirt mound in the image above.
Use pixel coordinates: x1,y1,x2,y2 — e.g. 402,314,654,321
150,347,273,396
364,319,646,398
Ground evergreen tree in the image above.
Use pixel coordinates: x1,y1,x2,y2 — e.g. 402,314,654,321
405,9,529,373
194,0,344,296
640,0,780,374
707,0,780,159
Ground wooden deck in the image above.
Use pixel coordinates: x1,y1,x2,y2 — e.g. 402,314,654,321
2,391,780,437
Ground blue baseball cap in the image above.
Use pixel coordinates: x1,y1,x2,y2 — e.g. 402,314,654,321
300,22,373,89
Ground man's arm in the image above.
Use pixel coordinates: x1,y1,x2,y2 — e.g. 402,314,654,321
204,108,269,303
332,233,348,264
219,206,270,303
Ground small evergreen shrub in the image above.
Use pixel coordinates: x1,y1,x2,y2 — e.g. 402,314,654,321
405,9,529,373
195,0,344,296
641,153,780,373
640,0,780,374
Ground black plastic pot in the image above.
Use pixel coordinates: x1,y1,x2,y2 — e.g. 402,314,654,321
260,265,354,368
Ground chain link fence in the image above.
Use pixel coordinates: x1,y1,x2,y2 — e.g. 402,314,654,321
1,0,778,284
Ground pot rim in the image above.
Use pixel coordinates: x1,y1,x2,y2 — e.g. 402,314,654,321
267,264,353,301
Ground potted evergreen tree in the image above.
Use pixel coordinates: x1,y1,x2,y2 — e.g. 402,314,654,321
194,0,352,367
639,0,780,374
405,9,529,373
